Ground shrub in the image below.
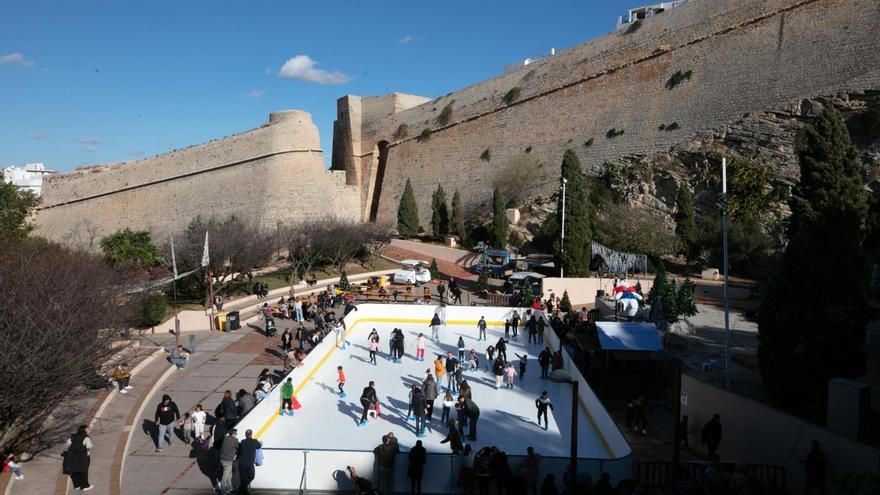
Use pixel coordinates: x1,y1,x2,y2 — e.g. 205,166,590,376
476,269,489,292
524,146,532,153
437,101,454,126
658,124,666,131
665,70,693,90
665,122,679,131
418,128,432,142
141,293,166,327
583,138,594,148
503,87,521,105
480,148,493,162
626,19,643,34
606,128,625,139
394,124,409,140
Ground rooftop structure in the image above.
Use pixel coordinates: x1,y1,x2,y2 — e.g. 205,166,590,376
617,1,688,30
3,163,54,195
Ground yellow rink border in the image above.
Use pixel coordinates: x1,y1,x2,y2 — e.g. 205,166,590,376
253,316,616,458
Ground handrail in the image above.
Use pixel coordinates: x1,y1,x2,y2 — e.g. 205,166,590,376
258,446,633,463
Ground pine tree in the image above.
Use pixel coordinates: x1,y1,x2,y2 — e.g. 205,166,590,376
490,188,509,249
451,191,466,241
338,271,351,291
476,269,489,292
676,279,698,318
397,178,420,237
431,185,449,238
648,263,679,323
759,108,869,406
555,150,592,276
430,258,440,279
560,290,573,313
674,184,697,260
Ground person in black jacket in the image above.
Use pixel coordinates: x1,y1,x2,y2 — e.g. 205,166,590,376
359,381,378,426
220,390,238,425
495,337,508,362
154,394,180,452
238,429,262,495
63,425,93,491
491,447,511,495
408,439,427,495
538,348,552,379
701,414,722,459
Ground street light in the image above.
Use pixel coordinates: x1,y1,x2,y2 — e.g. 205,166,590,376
560,178,568,278
722,157,731,389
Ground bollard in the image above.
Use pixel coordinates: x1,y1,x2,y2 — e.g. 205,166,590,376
189,334,196,354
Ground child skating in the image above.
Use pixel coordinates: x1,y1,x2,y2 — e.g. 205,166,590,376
535,391,555,430
515,353,528,381
505,362,517,388
337,366,347,398
368,336,379,365
457,336,466,361
280,377,295,416
415,333,427,361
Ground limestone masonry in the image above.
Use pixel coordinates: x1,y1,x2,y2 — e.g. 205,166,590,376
37,0,880,245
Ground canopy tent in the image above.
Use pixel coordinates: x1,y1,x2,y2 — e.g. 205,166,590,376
591,241,648,275
595,322,662,352
507,271,546,281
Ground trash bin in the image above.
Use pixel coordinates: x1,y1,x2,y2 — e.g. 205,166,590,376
215,312,229,332
227,311,240,331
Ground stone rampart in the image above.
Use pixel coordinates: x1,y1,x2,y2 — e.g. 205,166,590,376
37,110,357,246
335,0,880,226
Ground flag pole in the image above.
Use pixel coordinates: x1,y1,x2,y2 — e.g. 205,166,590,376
171,237,181,347
201,231,215,332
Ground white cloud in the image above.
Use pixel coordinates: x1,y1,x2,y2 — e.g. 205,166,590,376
399,35,413,45
130,151,145,157
79,138,101,152
0,52,35,67
278,55,351,85
83,145,98,153
27,133,47,140
247,89,266,99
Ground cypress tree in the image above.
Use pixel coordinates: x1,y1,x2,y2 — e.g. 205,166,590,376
490,188,509,249
759,108,869,406
451,191,466,241
476,269,489,291
674,183,697,260
431,185,449,238
555,150,592,276
397,178,420,237
648,263,679,323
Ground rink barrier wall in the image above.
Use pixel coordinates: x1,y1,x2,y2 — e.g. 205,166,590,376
233,304,632,492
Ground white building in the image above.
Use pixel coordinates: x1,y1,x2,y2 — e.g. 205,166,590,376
617,1,688,30
2,163,55,195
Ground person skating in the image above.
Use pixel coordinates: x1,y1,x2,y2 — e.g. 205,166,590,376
505,362,517,389
495,337,508,362
458,396,480,441
457,336,466,361
422,373,438,423
535,391,554,430
434,355,446,382
515,353,528,380
467,349,479,371
511,311,520,339
485,345,496,372
154,394,180,452
411,387,428,436
337,366,347,398
477,316,487,341
406,385,418,420
408,439,427,495
440,391,454,425
445,353,460,394
459,380,473,401
493,357,505,389
280,378,295,416
504,318,511,339
369,336,379,366
454,360,465,393
415,333,427,361
440,419,464,454
359,381,378,427
538,348,552,379
429,313,442,341
527,315,538,344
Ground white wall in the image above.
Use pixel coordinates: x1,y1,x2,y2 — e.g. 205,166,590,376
236,304,632,492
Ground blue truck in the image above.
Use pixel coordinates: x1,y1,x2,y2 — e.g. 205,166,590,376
475,248,514,277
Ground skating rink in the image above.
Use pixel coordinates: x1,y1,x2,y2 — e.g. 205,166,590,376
236,304,631,492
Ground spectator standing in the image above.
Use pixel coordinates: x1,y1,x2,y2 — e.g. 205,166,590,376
701,414,723,459
154,394,180,452
477,316,487,341
519,447,542,495
238,429,262,495
423,374,438,423
374,433,400,494
408,439,427,495
111,363,133,393
219,429,239,495
458,444,477,493
491,447,512,495
493,357,505,389
237,389,256,416
63,425,93,491
474,447,493,495
220,390,239,425
804,440,828,495
539,473,559,495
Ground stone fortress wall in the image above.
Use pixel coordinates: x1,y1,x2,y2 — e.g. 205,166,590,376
333,0,880,227
36,0,880,245
37,110,358,245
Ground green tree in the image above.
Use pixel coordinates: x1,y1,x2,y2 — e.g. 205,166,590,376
648,263,679,323
430,258,440,279
676,279,698,318
759,108,870,407
490,188,509,249
476,269,489,292
338,271,351,291
141,293,167,326
559,290,573,313
451,191,466,240
100,228,159,267
397,178,420,237
0,174,38,241
674,184,698,260
431,185,449,238
555,150,592,276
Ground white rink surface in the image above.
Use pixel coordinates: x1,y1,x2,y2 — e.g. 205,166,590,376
259,321,607,458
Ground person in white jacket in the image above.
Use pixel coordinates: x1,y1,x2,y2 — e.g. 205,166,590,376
191,404,207,441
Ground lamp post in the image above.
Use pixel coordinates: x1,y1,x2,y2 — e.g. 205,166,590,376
722,157,731,389
560,178,568,278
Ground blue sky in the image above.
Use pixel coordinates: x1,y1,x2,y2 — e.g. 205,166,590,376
1,1,624,172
